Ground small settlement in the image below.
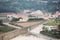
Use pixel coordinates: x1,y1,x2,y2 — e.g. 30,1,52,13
0,10,60,40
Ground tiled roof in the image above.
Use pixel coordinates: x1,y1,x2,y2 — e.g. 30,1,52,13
55,11,60,16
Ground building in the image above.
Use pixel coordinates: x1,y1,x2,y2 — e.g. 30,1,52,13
0,13,28,22
29,10,54,20
23,9,32,14
55,11,60,17
0,13,9,22
29,10,44,19
43,25,58,31
54,11,60,20
7,13,28,22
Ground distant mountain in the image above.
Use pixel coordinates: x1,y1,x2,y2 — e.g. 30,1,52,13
0,0,60,13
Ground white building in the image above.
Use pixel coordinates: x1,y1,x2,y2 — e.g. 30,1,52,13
43,25,58,31
30,10,44,18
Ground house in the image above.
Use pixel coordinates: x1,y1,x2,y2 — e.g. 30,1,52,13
0,13,17,22
0,13,9,22
43,25,58,31
7,13,28,22
55,11,60,17
31,10,44,18
7,13,17,21
16,13,28,22
28,10,44,19
29,10,54,20
23,9,32,13
43,13,54,19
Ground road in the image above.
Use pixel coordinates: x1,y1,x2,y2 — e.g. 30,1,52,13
29,23,60,40
3,20,60,40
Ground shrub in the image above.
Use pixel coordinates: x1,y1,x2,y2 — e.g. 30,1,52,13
28,18,44,21
40,30,60,39
11,17,20,22
0,24,15,32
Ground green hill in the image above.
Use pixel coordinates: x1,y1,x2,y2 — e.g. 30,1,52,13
0,0,59,13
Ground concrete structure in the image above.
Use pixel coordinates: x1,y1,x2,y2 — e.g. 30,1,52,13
43,25,58,31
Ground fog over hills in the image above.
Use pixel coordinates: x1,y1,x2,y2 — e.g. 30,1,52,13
0,0,60,13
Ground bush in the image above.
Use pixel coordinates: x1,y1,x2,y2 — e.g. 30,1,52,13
11,17,20,22
40,31,60,39
0,24,15,32
28,18,44,21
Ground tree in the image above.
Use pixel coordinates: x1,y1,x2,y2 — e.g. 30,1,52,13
11,17,23,22
11,17,19,22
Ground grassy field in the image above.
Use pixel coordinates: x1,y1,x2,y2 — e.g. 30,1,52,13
0,24,15,33
44,20,60,26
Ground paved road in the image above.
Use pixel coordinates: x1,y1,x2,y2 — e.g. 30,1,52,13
29,20,60,40
29,24,60,40
29,33,60,40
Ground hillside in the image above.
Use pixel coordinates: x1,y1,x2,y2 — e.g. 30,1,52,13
0,0,60,13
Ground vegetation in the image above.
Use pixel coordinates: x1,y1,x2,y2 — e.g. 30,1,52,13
11,17,20,22
41,20,60,39
28,18,44,21
0,24,15,32
0,0,59,13
41,15,60,38
44,20,60,26
41,31,60,39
